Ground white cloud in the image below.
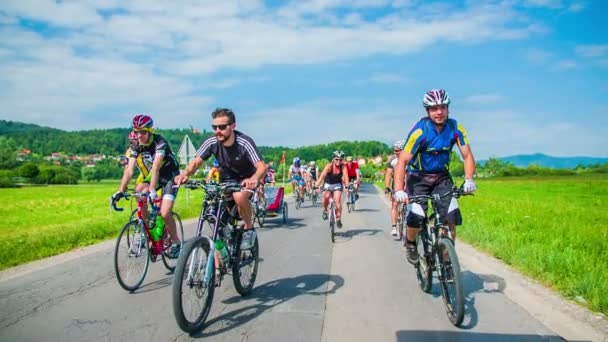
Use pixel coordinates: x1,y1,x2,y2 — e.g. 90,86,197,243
462,94,504,104
552,59,577,70
524,48,553,63
576,44,608,58
523,0,563,9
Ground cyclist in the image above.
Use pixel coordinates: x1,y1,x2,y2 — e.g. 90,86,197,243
344,156,361,201
111,114,182,258
174,108,266,250
288,157,305,202
306,160,318,194
264,163,276,187
206,159,220,183
393,89,477,264
315,151,349,229
384,140,406,236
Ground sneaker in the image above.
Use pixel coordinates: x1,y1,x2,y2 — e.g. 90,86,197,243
405,241,419,265
241,229,257,250
337,220,343,229
390,227,398,236
322,211,328,220
167,243,182,259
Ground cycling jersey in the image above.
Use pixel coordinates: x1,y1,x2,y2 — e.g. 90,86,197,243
403,117,468,173
345,162,359,178
196,130,263,182
290,165,304,180
308,167,318,181
129,133,180,183
325,163,344,185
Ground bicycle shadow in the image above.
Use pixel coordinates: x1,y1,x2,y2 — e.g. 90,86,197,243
191,273,345,338
347,208,379,213
257,217,307,230
130,275,173,294
333,228,382,243
459,271,506,329
396,330,563,341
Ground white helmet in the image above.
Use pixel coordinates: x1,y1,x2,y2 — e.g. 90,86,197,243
423,89,451,108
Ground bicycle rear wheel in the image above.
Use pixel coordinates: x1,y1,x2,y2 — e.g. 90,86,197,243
162,212,185,271
114,220,150,292
415,231,432,293
256,199,266,227
232,230,259,296
172,236,215,333
438,237,465,326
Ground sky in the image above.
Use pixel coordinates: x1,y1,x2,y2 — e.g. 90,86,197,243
0,0,607,159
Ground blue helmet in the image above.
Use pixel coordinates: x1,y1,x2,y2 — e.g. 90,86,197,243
212,159,219,167
293,157,301,165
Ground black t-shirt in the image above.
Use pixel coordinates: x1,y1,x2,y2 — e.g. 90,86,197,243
130,133,180,181
196,130,263,182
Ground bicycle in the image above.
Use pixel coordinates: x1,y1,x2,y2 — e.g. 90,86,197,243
345,183,356,213
410,187,472,326
395,201,408,241
250,185,267,228
310,185,318,207
172,181,259,333
294,185,304,210
111,190,184,292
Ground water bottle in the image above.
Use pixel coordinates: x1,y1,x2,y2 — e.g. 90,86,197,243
215,239,229,266
152,215,164,241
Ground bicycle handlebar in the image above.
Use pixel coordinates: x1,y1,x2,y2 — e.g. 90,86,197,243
110,190,161,212
408,187,473,204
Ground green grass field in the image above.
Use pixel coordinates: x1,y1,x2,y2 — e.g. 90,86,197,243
376,175,608,315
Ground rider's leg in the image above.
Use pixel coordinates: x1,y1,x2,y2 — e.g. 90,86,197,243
333,190,343,220
233,191,253,230
160,198,179,244
136,183,150,223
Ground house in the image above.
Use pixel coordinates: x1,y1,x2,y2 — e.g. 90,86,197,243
16,149,32,161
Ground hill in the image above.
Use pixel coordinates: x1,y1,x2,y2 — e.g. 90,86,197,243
492,153,608,169
0,120,391,164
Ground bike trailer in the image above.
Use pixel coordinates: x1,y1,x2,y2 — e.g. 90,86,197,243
265,186,284,212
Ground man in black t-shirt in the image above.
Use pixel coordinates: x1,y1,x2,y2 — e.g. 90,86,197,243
174,108,267,250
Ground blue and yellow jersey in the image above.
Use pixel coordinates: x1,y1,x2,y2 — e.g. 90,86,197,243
403,117,468,173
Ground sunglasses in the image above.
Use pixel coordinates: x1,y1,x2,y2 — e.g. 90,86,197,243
134,130,148,136
211,123,231,131
334,158,343,161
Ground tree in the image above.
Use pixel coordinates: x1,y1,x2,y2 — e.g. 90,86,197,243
0,136,18,169
18,163,40,180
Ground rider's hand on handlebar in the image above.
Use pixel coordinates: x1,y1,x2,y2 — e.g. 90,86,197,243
393,190,408,202
174,173,189,186
111,191,126,203
384,187,391,194
241,177,258,190
148,191,159,203
463,178,477,193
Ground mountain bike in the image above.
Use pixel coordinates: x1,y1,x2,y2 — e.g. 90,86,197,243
172,181,259,333
411,187,472,326
396,202,408,241
345,183,356,213
250,185,267,227
111,191,184,292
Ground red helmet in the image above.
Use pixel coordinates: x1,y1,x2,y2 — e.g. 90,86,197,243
132,114,154,132
128,131,137,140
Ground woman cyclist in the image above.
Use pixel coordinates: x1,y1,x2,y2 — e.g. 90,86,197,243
315,151,350,229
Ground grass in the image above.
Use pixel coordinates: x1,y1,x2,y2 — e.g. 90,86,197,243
375,175,608,315
0,182,201,270
0,181,295,271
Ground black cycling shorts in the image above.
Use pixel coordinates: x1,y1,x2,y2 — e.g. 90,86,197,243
406,172,462,228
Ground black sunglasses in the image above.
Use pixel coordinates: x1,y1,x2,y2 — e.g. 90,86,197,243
334,158,343,161
211,123,231,131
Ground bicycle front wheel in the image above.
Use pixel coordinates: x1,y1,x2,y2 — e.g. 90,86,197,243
172,237,215,333
415,231,432,293
256,199,266,227
329,203,336,243
162,212,185,271
114,220,150,292
232,233,259,296
437,237,465,326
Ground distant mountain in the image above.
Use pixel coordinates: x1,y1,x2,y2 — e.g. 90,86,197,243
485,153,608,169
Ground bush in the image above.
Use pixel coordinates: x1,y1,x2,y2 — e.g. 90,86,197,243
0,170,16,188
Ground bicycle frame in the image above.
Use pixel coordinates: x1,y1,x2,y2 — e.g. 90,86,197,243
128,193,165,257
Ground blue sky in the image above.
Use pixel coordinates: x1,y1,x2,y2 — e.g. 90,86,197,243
0,0,607,159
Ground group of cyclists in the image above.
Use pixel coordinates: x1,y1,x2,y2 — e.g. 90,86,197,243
110,87,477,279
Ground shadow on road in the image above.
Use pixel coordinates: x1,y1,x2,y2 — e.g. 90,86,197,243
257,217,307,230
459,271,507,329
333,228,382,243
191,273,345,338
395,330,563,341
346,208,379,213
131,275,173,294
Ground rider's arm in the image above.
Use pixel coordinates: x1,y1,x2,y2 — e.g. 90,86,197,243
384,167,393,189
175,156,204,185
118,157,137,192
315,164,330,188
148,153,163,192
341,166,349,186
457,144,476,179
394,152,413,192
251,161,268,182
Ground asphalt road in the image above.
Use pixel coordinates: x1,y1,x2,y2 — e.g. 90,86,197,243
0,183,602,341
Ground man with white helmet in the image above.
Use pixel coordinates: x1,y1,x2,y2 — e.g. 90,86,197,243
384,139,406,236
393,89,477,264
288,157,306,201
305,160,319,195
